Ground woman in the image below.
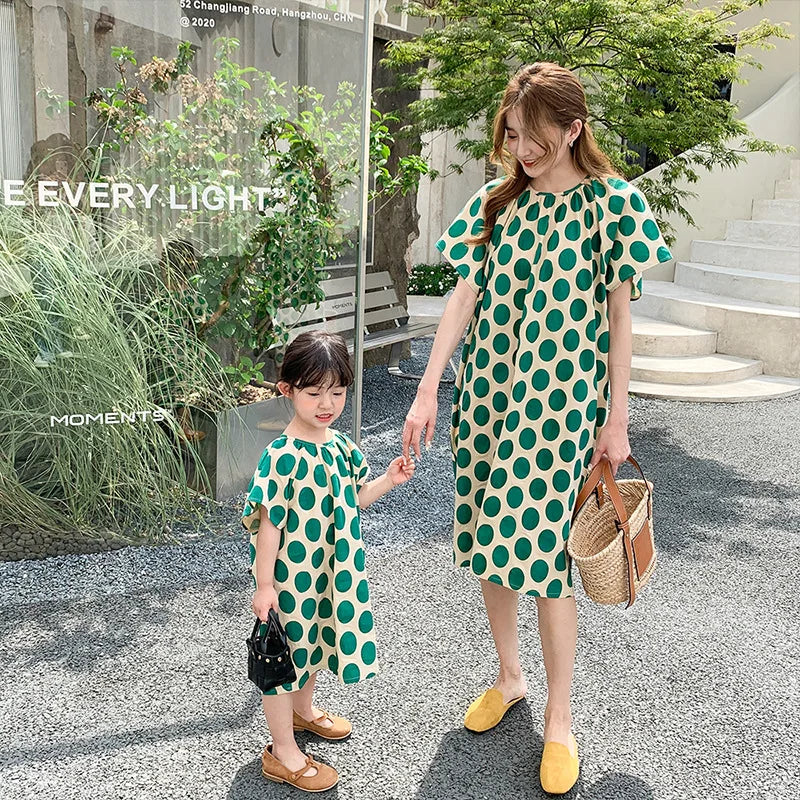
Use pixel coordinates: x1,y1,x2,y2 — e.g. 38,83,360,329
402,63,671,794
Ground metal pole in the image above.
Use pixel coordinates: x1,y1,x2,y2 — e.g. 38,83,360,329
351,0,374,446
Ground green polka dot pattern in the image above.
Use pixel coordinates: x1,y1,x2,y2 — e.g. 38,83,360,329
242,431,378,694
438,176,671,597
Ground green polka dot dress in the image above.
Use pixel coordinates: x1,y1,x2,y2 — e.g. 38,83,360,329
242,430,377,694
436,176,672,598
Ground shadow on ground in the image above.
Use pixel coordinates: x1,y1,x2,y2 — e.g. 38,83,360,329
0,697,255,768
416,705,652,800
627,425,799,557
410,701,646,800
0,574,246,674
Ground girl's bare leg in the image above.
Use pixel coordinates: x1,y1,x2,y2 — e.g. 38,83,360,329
292,672,333,729
261,694,319,775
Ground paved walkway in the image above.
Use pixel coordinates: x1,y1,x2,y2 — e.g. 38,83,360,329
0,339,798,800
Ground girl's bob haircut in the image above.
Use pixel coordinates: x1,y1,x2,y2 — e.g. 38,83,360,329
279,331,354,389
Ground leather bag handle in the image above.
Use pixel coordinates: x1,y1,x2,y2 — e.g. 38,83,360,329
601,460,637,608
574,456,650,515
251,609,281,644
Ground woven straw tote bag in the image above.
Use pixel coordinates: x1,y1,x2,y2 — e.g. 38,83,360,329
568,456,656,607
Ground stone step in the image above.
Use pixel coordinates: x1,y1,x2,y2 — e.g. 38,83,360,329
752,198,800,223
631,353,762,385
674,261,800,306
629,375,800,403
637,281,800,377
407,294,446,325
725,219,800,248
631,315,717,356
690,239,800,274
775,179,800,200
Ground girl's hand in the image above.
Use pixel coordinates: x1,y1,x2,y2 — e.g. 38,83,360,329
403,390,437,460
589,419,631,477
252,585,280,622
386,455,416,486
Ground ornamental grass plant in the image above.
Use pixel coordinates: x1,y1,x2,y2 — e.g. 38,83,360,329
0,201,231,549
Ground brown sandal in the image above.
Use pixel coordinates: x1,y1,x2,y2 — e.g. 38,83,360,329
261,745,338,792
293,709,352,741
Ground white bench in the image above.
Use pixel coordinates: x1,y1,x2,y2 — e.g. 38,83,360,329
276,270,456,381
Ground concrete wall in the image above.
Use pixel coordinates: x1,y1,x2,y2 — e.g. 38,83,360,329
411,118,485,266
647,72,800,280
720,0,800,118
635,0,800,279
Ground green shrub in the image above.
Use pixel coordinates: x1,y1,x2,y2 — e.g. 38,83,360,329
85,38,430,366
407,262,457,296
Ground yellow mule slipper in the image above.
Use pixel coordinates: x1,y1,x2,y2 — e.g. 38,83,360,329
464,688,525,733
540,734,580,795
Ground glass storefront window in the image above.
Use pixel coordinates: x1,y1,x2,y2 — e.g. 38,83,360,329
0,0,373,547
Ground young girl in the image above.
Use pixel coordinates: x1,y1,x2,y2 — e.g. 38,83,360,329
242,330,415,792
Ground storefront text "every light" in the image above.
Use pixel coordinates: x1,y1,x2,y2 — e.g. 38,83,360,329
1,180,276,211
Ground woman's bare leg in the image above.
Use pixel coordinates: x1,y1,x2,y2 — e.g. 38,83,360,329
481,579,528,702
535,595,577,754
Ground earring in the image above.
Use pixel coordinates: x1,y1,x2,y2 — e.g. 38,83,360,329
569,140,574,148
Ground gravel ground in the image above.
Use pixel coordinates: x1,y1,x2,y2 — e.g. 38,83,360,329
1,338,798,800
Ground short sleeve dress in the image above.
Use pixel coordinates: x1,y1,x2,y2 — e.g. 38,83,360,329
436,175,672,598
242,430,377,694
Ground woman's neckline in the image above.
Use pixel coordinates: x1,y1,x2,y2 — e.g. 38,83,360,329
529,174,592,196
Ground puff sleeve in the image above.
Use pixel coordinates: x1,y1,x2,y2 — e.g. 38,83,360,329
241,448,293,534
349,440,371,489
604,184,673,300
435,180,502,294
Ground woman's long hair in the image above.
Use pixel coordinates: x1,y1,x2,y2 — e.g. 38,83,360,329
469,63,619,247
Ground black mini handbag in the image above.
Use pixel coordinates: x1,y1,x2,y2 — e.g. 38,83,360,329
246,609,297,692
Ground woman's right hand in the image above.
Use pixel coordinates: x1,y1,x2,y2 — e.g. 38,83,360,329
403,388,438,460
252,585,280,621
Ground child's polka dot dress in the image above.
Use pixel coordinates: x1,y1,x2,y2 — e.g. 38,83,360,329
242,431,377,694
436,176,671,597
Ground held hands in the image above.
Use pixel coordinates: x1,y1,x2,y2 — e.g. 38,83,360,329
402,389,437,460
358,456,416,508
589,418,631,477
386,455,416,486
252,585,279,621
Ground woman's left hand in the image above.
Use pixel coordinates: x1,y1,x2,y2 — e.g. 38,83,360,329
589,419,631,476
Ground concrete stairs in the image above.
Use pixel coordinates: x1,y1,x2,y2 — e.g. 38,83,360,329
632,159,800,402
